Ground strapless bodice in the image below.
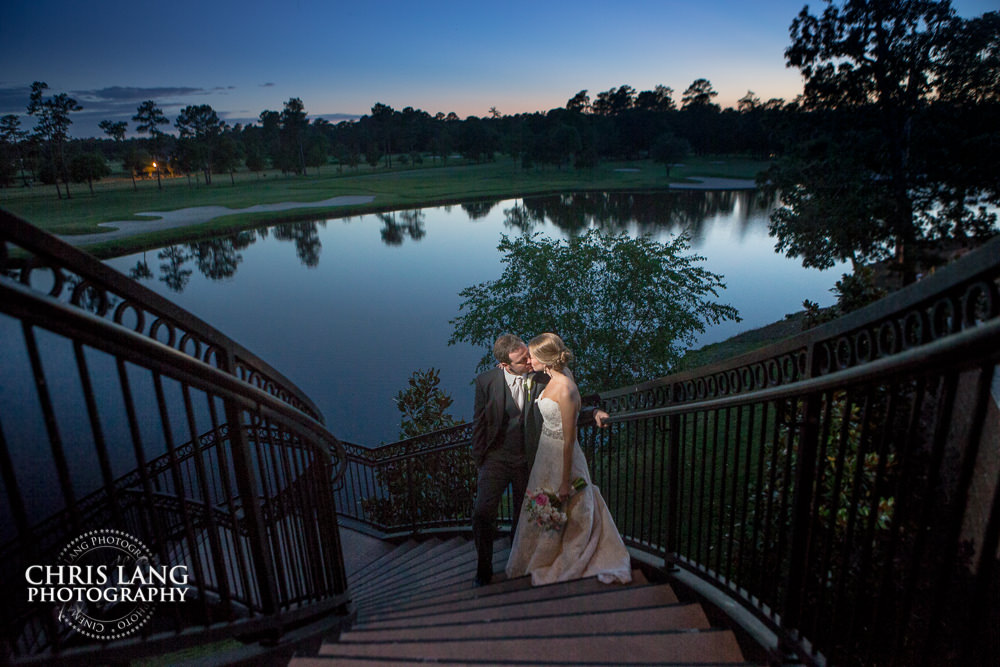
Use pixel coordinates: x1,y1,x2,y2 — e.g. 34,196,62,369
537,397,563,439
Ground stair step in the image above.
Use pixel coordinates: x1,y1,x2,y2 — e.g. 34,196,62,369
362,571,644,622
348,537,445,590
351,536,470,597
357,582,678,630
352,544,514,616
361,566,649,621
298,659,758,667
352,539,480,600
347,538,421,588
342,602,710,641
317,628,747,663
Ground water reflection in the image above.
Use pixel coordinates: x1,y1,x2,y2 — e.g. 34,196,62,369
273,222,322,267
133,191,774,292
378,210,426,246
505,190,772,238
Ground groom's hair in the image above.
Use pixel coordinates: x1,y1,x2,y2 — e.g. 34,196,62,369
493,334,525,363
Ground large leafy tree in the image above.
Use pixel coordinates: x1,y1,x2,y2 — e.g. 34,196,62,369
449,230,740,393
133,100,169,189
26,81,82,199
765,0,999,282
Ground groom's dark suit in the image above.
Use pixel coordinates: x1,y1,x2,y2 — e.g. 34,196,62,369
471,368,593,584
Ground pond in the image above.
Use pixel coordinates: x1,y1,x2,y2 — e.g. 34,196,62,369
99,190,845,446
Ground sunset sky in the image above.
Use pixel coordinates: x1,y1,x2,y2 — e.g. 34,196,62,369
1,0,995,138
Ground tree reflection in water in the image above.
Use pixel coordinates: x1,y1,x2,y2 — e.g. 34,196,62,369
129,190,775,293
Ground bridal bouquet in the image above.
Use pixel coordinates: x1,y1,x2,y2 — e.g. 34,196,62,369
523,477,587,532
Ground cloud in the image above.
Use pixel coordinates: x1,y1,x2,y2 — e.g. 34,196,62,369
260,82,276,87
0,84,33,115
0,84,220,116
73,86,207,102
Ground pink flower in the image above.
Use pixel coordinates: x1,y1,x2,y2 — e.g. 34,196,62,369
534,493,548,506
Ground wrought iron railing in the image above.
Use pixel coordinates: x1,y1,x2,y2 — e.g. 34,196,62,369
338,236,999,666
0,210,350,664
591,236,999,666
335,424,479,536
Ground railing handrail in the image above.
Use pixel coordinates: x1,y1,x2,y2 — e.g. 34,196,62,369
1,276,345,468
602,314,1000,424
1,209,324,421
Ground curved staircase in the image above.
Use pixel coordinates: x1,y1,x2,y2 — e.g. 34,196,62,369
291,536,758,666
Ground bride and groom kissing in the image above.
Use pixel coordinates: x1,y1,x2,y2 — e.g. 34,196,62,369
471,333,632,588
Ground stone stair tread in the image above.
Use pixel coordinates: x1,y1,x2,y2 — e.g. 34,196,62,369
360,566,649,619
348,536,451,590
318,628,747,663
352,541,483,602
361,571,647,622
350,536,471,597
296,659,760,667
342,602,710,641
356,582,680,629
351,544,512,613
346,538,421,587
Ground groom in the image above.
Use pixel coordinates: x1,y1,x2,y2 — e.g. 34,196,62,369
471,333,605,586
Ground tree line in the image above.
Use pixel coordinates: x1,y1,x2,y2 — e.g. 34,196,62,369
1,0,997,286
0,77,786,192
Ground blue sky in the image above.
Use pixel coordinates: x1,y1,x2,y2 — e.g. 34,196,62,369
1,0,995,138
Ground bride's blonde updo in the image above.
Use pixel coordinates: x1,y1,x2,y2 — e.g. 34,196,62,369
528,333,574,372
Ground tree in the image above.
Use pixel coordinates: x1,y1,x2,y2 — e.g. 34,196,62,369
99,119,133,190
449,230,740,393
681,78,719,110
69,153,110,194
650,132,690,177
737,91,762,112
769,0,999,283
279,98,308,174
370,102,396,168
27,81,82,199
133,100,169,189
566,90,591,113
361,368,472,528
592,85,636,115
175,104,226,185
214,133,244,184
635,85,676,112
394,368,461,438
0,114,27,187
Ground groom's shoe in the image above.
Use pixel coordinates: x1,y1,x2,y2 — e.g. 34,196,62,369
473,574,492,587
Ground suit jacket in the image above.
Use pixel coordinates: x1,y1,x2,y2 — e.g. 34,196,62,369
471,367,528,467
472,369,594,467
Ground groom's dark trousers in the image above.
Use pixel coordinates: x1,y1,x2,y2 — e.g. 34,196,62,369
471,367,531,584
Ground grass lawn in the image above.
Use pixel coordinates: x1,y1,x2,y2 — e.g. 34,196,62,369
1,155,766,256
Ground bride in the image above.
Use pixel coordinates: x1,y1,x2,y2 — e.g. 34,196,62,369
505,333,632,586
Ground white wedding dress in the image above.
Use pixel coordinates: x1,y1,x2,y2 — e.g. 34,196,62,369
505,397,632,586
